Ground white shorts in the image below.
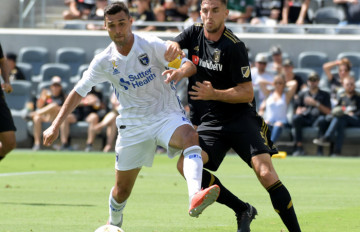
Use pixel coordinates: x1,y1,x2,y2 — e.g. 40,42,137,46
114,112,192,171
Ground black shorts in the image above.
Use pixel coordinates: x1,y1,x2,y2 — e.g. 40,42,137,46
0,92,16,132
198,110,278,171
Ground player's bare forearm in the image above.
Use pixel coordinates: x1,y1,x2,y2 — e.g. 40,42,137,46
51,89,82,128
180,61,196,78
190,81,254,103
213,83,254,103
0,58,10,83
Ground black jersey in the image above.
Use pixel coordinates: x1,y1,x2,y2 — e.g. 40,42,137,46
174,24,255,125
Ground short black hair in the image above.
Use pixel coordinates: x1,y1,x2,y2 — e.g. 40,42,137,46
6,53,17,62
104,1,130,18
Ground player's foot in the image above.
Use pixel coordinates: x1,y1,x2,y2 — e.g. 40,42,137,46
189,184,220,217
107,214,123,228
236,203,257,232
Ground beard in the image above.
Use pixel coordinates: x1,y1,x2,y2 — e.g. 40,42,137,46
204,21,222,33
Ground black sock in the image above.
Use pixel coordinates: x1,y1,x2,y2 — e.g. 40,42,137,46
202,169,247,214
0,156,3,161
267,180,301,232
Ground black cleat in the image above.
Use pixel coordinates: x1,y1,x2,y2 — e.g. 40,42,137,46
236,203,258,232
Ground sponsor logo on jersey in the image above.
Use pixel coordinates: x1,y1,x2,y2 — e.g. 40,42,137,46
138,53,150,66
127,67,157,89
192,55,199,65
112,60,120,75
241,66,250,78
213,49,221,63
119,78,131,90
193,55,223,71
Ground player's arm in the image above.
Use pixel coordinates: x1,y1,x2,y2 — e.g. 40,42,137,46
189,81,254,104
163,58,196,84
164,41,184,62
43,89,83,146
0,56,12,93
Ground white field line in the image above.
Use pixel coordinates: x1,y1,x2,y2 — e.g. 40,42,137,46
0,171,56,177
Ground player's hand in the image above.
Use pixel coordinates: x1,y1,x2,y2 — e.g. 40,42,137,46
165,41,185,62
43,125,60,147
162,69,183,84
2,83,13,93
189,81,216,100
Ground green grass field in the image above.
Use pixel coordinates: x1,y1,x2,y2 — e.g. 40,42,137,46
1,150,360,232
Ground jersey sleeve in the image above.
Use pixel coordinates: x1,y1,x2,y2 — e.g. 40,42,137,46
74,56,108,97
174,25,194,50
228,41,252,84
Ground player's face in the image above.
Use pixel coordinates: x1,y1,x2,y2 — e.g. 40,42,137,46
105,11,133,47
200,0,228,34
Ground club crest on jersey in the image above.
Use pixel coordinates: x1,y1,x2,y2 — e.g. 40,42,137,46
112,60,120,75
194,46,199,51
213,49,221,63
138,53,150,66
241,66,250,78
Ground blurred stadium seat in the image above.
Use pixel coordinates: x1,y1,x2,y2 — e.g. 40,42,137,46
16,62,33,81
18,46,49,76
298,51,328,77
4,80,32,117
313,6,345,24
55,47,86,76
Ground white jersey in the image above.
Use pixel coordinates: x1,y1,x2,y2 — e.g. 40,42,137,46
74,33,189,126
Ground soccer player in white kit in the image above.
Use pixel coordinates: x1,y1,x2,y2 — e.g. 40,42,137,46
42,1,219,228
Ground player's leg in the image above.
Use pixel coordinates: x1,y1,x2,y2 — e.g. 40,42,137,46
251,154,301,232
59,113,77,149
0,131,16,160
168,123,203,198
161,116,219,217
109,168,141,227
248,114,301,232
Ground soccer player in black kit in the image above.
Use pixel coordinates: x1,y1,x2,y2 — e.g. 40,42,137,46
0,43,16,161
165,0,302,231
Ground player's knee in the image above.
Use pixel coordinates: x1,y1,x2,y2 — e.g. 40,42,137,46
183,129,199,146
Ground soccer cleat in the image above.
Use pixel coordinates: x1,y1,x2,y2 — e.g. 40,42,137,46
236,203,257,232
107,214,123,228
189,184,220,217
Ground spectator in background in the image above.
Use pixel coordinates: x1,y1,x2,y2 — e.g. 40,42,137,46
334,0,360,25
5,53,25,81
267,45,283,74
323,58,352,105
184,5,201,29
227,0,254,23
152,4,180,31
251,0,284,25
131,0,156,31
63,0,96,20
282,58,306,96
258,74,297,142
313,76,360,156
162,0,189,22
280,0,310,25
251,53,274,104
93,92,119,152
87,0,108,30
29,76,73,151
291,72,331,156
0,43,16,161
73,86,106,151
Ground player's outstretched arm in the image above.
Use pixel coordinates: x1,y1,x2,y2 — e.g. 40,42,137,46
43,89,83,146
163,61,196,84
164,41,184,62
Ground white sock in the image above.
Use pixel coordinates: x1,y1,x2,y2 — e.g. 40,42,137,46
109,187,126,226
183,145,203,201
